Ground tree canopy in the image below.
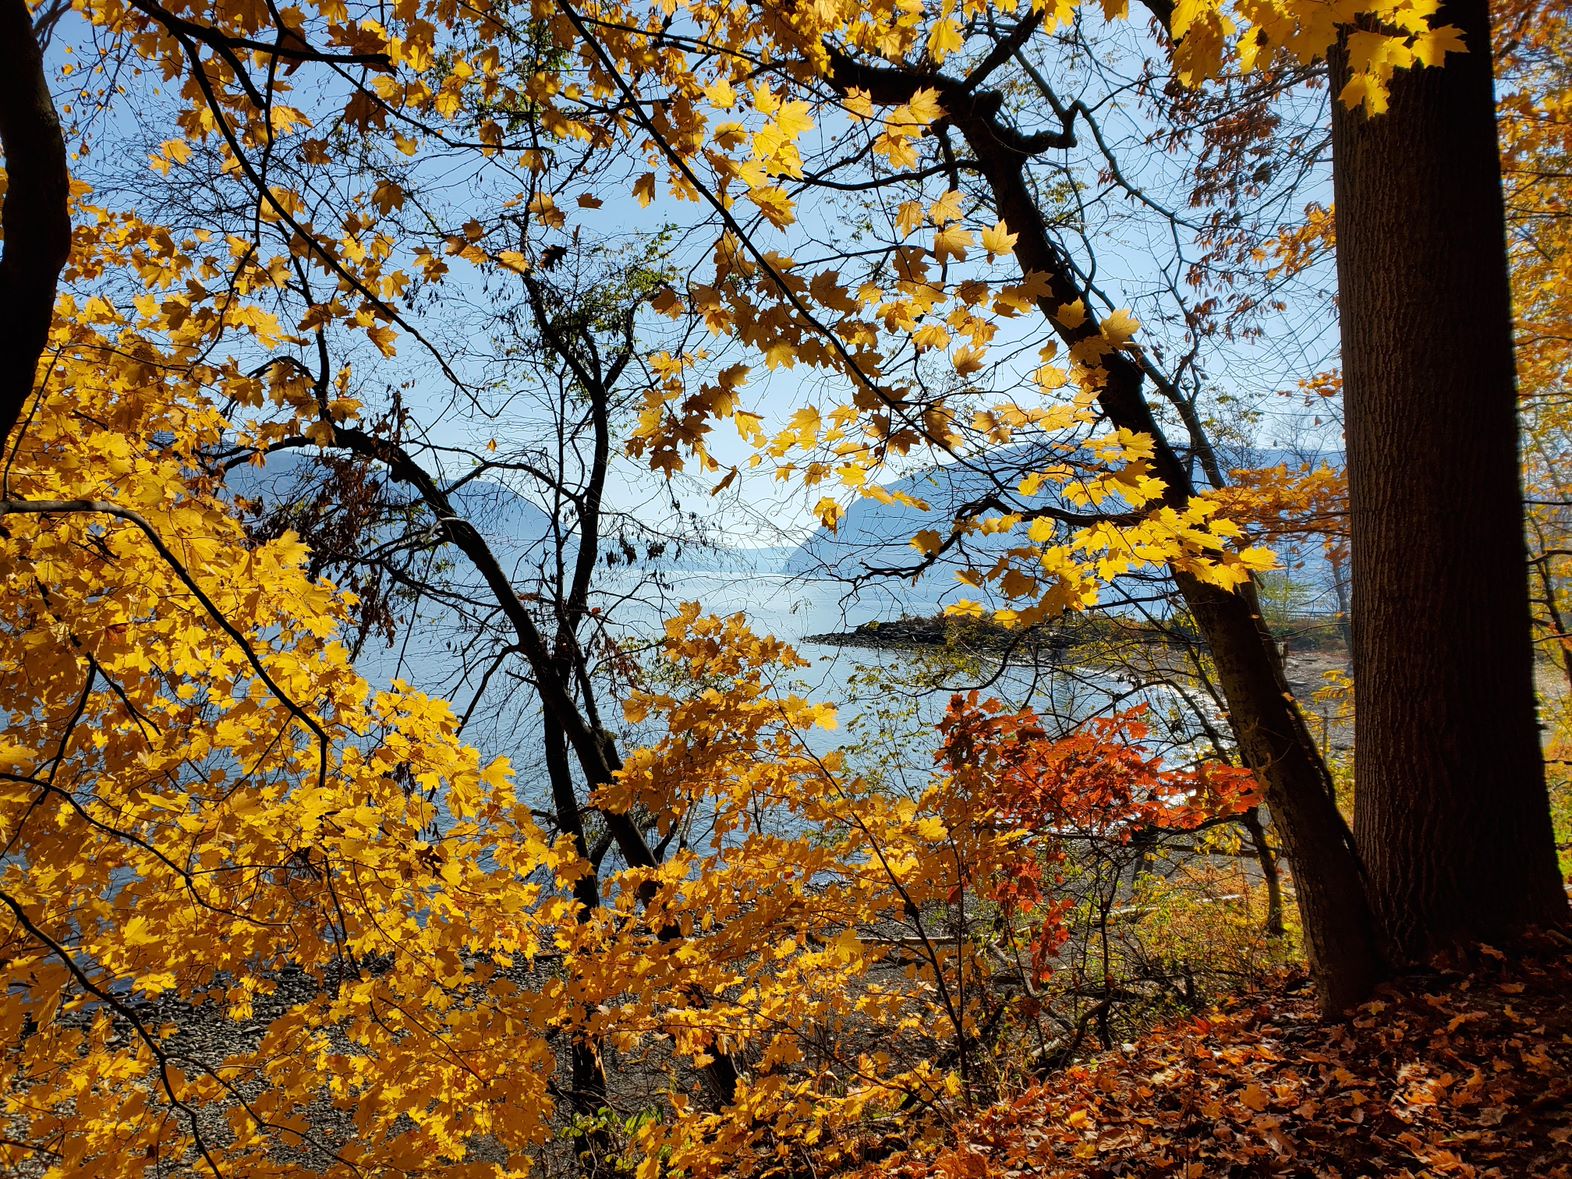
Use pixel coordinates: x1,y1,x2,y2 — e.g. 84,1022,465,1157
0,0,1567,1173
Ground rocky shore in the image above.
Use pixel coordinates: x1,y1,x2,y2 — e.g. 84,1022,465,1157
804,614,1092,653
804,611,1355,754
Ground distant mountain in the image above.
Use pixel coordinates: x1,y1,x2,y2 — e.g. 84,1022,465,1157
223,447,803,584
224,448,556,557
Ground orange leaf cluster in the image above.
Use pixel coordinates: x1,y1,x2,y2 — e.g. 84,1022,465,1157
940,695,1261,839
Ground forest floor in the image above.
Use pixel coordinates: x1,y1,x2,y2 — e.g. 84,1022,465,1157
851,935,1572,1179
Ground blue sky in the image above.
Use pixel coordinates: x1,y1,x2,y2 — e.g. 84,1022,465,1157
41,3,1345,551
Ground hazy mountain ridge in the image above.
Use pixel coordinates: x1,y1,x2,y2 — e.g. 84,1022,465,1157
222,448,779,576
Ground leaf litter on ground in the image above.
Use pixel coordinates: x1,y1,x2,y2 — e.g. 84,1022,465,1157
852,933,1572,1178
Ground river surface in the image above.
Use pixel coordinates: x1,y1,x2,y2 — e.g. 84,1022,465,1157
355,560,1214,815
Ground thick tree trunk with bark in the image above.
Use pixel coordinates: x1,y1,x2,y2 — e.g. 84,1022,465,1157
0,0,72,447
1329,0,1569,962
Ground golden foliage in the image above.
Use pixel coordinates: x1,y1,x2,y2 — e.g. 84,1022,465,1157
0,0,1533,1170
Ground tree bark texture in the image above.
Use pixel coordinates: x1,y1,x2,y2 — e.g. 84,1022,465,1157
0,0,71,447
1329,0,1568,961
1244,807,1287,938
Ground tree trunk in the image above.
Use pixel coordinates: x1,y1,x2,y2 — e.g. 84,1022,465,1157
822,47,1389,1013
543,716,619,1179
1173,567,1383,1008
1329,0,1569,962
1330,553,1353,649
913,118,1381,1011
1243,808,1286,938
813,41,1388,1009
0,0,72,447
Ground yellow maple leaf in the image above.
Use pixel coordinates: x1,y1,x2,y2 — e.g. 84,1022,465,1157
371,179,405,215
634,172,658,207
927,15,964,61
929,189,965,225
1101,308,1141,348
932,225,973,264
981,220,1019,258
902,87,944,126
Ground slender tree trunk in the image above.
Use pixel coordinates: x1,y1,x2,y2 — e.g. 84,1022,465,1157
1330,553,1354,648
1329,0,1569,962
1525,526,1572,696
1172,567,1383,1007
1242,808,1286,938
943,125,1385,1012
0,0,72,446
822,47,1387,1012
543,717,618,1179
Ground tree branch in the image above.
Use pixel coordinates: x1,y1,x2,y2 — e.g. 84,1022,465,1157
0,499,330,788
122,0,393,71
300,427,660,871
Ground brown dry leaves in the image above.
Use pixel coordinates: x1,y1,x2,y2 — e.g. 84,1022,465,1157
860,937,1572,1178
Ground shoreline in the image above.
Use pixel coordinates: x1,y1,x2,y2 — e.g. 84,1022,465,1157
803,611,1356,755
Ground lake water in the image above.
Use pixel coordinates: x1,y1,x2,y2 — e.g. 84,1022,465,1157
356,560,1214,815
